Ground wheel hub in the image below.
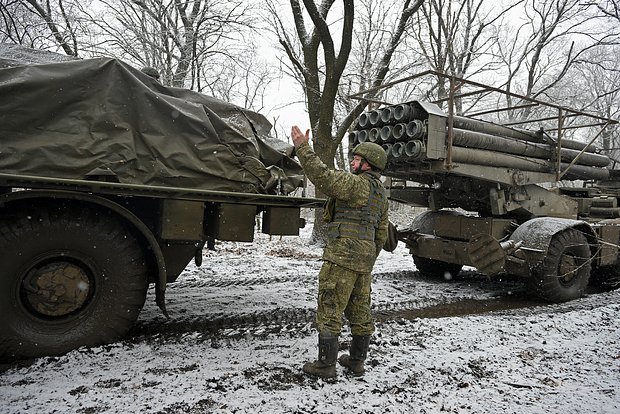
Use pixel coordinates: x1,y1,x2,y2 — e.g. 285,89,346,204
559,254,578,284
22,261,91,317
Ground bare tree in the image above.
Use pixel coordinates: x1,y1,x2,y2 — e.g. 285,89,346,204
88,0,255,88
0,0,90,56
201,49,279,113
266,0,423,241
2,1,279,120
342,0,424,103
595,0,620,21
495,0,618,121
558,47,620,157
331,0,426,169
268,0,424,167
409,0,523,108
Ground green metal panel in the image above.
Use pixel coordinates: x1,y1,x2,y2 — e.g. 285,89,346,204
417,101,447,160
410,235,471,266
160,199,204,240
433,215,514,241
262,207,302,236
595,221,620,267
426,114,447,160
206,203,256,242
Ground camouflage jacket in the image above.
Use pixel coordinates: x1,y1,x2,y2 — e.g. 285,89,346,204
296,142,389,273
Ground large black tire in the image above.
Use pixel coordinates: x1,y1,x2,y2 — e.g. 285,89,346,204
412,255,463,280
0,202,148,359
527,228,591,303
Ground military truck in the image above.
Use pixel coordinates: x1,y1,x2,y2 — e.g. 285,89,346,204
0,173,321,359
350,70,620,303
0,53,322,359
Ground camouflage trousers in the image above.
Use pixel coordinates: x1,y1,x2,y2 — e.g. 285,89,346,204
316,261,375,337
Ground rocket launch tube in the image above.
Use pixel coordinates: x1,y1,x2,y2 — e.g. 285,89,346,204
453,115,536,142
451,146,609,180
392,142,406,158
381,107,393,124
368,128,381,143
453,128,610,167
453,115,598,153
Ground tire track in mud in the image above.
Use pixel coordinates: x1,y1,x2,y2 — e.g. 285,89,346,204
131,300,436,339
169,268,511,291
166,270,417,290
130,308,316,339
165,269,452,290
136,270,620,340
129,295,543,340
167,274,313,289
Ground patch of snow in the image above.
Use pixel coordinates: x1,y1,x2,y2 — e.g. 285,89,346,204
1,224,618,413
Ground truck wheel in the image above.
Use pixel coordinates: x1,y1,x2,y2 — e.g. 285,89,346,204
412,255,463,280
527,228,591,303
0,203,148,359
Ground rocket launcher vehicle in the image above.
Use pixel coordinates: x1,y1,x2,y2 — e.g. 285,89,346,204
349,101,610,186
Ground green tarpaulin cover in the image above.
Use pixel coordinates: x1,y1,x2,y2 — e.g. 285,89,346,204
0,47,303,194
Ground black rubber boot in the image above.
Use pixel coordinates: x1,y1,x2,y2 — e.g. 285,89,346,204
302,333,339,379
338,335,370,376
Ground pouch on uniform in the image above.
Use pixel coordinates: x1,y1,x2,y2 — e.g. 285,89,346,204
323,197,336,223
383,221,398,252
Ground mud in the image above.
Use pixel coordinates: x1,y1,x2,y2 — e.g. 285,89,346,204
128,286,614,343
375,295,545,321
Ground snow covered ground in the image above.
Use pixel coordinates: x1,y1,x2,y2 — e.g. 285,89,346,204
1,214,619,414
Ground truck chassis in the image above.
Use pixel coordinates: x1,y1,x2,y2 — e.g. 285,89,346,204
0,172,322,358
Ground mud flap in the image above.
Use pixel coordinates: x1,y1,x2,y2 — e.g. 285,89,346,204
156,286,169,318
468,234,522,275
468,234,507,275
151,253,169,318
152,246,169,318
194,241,206,266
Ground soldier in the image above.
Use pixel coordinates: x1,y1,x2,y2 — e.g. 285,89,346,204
290,125,389,379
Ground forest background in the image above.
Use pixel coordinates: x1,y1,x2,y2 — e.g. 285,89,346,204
2,0,619,172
